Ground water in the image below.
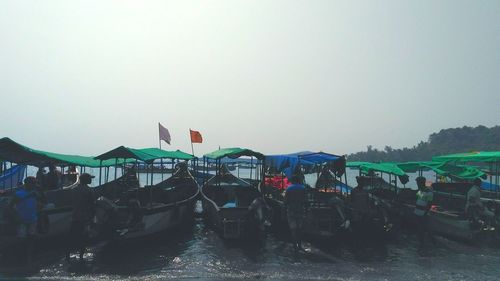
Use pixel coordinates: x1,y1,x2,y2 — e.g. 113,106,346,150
2,217,500,280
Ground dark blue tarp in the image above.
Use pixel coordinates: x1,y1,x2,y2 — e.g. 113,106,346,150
482,181,500,192
265,151,344,178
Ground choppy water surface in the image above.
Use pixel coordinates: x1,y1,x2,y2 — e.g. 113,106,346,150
2,216,500,281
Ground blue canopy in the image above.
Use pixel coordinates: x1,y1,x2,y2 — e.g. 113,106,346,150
265,151,345,178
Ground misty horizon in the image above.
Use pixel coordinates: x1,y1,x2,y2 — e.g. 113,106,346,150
1,1,499,156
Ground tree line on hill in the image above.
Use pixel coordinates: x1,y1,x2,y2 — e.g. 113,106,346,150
347,125,500,162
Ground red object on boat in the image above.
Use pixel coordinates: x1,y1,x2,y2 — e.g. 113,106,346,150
265,175,290,191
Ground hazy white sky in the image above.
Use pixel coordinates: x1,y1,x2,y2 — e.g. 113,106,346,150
1,0,499,156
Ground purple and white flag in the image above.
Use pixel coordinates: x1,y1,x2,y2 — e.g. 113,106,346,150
159,123,171,145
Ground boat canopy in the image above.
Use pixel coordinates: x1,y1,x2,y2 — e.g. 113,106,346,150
95,146,194,162
353,162,407,177
265,151,346,177
398,161,486,180
203,147,264,160
348,160,485,181
0,137,129,167
433,151,500,163
138,148,194,161
346,161,371,168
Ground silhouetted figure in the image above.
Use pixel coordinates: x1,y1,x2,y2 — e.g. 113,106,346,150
414,177,434,246
36,167,47,188
66,173,95,261
45,164,62,190
466,178,494,227
284,174,307,251
9,176,39,264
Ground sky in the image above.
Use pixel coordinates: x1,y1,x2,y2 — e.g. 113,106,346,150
0,0,499,157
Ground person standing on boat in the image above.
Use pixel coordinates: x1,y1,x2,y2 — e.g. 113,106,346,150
66,173,95,261
414,176,434,246
9,176,39,238
36,167,47,188
284,173,307,251
466,178,494,227
351,177,370,220
45,164,62,190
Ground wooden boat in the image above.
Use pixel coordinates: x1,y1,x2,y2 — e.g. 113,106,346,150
201,167,265,239
200,148,267,239
354,174,498,242
264,173,349,238
94,163,199,240
263,152,349,238
0,172,137,252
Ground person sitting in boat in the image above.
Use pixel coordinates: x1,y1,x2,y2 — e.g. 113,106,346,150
174,162,189,177
45,164,62,190
8,176,39,238
466,178,495,228
284,173,307,251
36,166,47,187
350,177,370,217
414,176,434,246
316,165,334,190
66,173,95,261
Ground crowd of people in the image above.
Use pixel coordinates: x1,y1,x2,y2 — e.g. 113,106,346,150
7,166,96,263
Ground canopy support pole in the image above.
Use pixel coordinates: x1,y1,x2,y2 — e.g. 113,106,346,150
149,162,153,207
161,158,164,181
495,161,499,197
114,159,118,180
99,160,103,186
250,157,253,180
150,162,154,186
136,160,139,186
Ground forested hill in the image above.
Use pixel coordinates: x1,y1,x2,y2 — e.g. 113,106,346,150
348,125,500,162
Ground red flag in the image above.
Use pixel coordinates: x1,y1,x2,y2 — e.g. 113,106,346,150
159,123,171,144
190,129,203,143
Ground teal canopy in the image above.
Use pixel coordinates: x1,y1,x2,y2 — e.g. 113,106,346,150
361,162,407,177
433,151,500,163
398,161,485,180
0,137,130,167
346,161,372,168
349,160,486,181
204,147,264,160
137,148,194,161
95,146,194,162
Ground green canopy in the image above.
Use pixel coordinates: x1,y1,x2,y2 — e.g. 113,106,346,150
0,137,129,167
346,161,371,168
95,146,194,162
347,161,407,176
349,160,485,180
398,161,485,180
137,148,194,161
433,151,500,163
362,163,407,177
204,147,264,160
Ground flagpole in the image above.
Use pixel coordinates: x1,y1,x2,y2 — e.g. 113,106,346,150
158,123,162,149
190,129,195,155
